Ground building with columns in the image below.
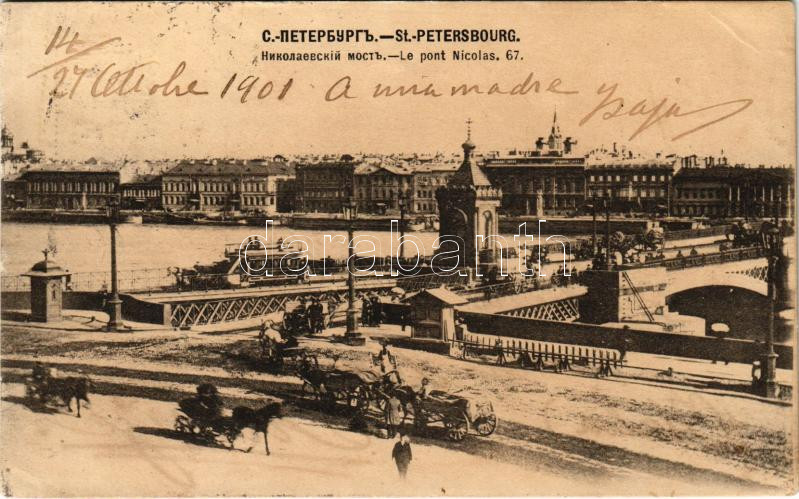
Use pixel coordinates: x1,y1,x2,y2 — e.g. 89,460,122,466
585,151,678,215
672,165,793,218
481,112,586,216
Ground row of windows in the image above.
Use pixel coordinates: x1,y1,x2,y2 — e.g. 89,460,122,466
29,181,116,193
242,196,274,206
355,176,411,187
165,195,187,205
27,195,109,208
676,189,725,199
508,181,582,194
163,181,269,193
589,188,667,198
306,190,344,198
589,174,669,183
123,189,160,197
677,205,727,216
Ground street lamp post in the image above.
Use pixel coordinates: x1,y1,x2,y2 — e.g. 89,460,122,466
106,196,124,331
398,191,407,262
591,195,598,258
759,213,783,398
604,196,612,271
343,196,364,345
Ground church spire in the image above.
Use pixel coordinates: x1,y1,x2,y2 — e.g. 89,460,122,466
551,108,561,136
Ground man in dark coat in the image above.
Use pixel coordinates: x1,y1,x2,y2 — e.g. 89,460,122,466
385,395,403,438
391,433,412,478
369,295,381,326
361,298,371,327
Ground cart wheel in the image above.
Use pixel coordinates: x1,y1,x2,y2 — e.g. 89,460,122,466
445,412,470,441
474,414,498,436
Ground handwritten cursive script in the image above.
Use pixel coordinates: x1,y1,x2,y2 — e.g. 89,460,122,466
579,82,754,142
27,26,755,142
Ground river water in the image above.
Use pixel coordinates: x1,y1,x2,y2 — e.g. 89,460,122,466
1,223,564,275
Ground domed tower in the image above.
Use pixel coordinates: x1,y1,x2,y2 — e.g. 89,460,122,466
435,120,502,269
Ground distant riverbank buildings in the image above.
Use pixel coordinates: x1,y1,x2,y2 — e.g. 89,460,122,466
482,113,585,216
160,159,294,214
0,115,793,220
295,155,459,215
672,156,793,218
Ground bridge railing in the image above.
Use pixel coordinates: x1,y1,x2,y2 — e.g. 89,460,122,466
619,246,766,272
1,268,178,293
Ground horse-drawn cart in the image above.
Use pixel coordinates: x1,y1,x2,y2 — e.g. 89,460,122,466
412,390,497,441
296,354,377,413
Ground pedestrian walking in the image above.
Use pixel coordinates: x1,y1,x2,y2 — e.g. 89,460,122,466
385,395,403,438
391,433,413,478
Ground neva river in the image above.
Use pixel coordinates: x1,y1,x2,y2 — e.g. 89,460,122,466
1,223,559,275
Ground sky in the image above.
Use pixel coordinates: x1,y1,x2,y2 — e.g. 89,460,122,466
0,2,795,166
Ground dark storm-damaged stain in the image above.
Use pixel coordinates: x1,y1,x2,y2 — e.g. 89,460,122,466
131,112,140,120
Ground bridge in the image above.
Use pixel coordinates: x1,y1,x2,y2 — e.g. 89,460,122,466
0,244,773,330
448,244,792,371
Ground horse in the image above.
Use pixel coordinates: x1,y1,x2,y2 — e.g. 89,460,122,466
231,402,283,455
48,376,91,418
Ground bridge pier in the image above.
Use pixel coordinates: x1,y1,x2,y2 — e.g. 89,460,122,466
578,267,667,325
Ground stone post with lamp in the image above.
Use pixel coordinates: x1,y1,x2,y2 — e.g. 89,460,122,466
343,195,365,346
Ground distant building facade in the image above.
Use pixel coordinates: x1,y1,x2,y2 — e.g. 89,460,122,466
409,162,458,214
673,165,794,218
161,160,294,214
22,169,120,210
120,174,163,210
585,156,677,215
354,163,412,214
275,177,296,213
295,158,359,213
481,113,586,216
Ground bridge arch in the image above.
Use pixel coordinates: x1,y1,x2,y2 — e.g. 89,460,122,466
666,268,767,297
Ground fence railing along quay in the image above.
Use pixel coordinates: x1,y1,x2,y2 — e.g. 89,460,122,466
451,332,623,376
1,268,178,293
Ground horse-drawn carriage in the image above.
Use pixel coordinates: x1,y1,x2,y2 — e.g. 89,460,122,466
296,354,376,412
295,353,407,413
24,364,91,417
294,352,498,442
173,383,283,454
